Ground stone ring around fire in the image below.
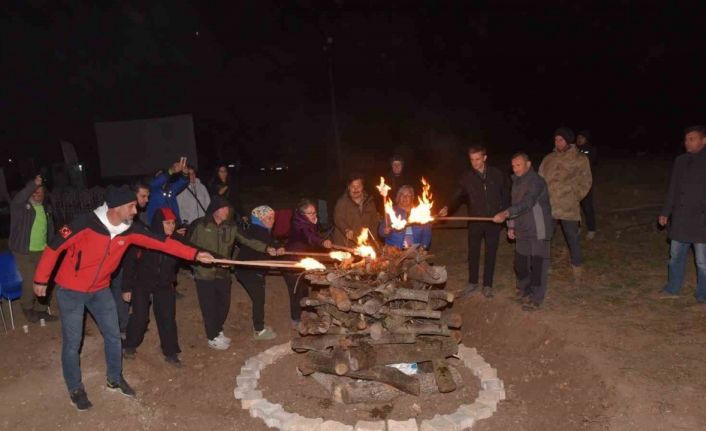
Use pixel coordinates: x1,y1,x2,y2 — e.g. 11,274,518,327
234,341,506,430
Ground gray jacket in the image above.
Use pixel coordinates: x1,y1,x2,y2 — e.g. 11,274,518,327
507,169,553,241
661,148,706,243
9,181,55,254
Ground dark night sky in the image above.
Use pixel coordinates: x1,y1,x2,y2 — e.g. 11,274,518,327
2,0,706,182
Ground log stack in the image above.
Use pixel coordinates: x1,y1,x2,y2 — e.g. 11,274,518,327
293,245,463,404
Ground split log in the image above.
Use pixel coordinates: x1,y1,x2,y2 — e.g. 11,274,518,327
432,359,457,393
298,352,421,395
377,286,454,304
343,336,458,370
329,286,351,312
382,307,442,319
292,335,350,352
318,304,358,329
406,262,448,285
311,367,464,404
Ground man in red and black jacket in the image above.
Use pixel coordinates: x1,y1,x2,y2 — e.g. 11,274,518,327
32,186,214,411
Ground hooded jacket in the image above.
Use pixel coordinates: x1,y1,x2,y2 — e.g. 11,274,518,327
538,145,592,221
332,191,380,246
33,203,199,293
147,170,189,224
121,208,184,292
188,195,269,280
9,180,55,254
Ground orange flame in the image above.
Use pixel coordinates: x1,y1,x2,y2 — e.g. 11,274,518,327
407,177,434,224
329,251,352,261
375,176,391,198
384,197,407,230
355,228,377,259
298,257,326,270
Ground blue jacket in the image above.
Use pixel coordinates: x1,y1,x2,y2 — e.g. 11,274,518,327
378,206,432,249
147,172,188,224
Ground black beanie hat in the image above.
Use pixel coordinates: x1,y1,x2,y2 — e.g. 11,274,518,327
206,194,231,214
554,127,575,144
105,185,136,209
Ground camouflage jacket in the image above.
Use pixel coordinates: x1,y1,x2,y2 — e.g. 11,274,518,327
538,145,592,221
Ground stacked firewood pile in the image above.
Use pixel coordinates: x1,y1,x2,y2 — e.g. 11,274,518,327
293,244,464,404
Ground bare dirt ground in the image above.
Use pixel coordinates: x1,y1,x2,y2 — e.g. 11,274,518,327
2,159,706,430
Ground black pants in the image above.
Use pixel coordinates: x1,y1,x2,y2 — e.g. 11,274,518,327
124,283,180,357
195,278,232,340
236,271,266,332
555,219,583,266
514,251,550,305
283,272,310,321
467,222,502,287
580,186,597,232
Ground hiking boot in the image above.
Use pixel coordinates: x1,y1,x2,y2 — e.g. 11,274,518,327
482,286,494,298
69,388,93,411
122,348,136,360
208,337,230,350
165,355,182,368
106,375,136,398
586,231,596,240
23,309,39,323
522,302,540,312
36,311,58,322
456,283,479,299
254,326,277,341
217,331,231,345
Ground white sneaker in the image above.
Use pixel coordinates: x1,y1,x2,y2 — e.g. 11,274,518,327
207,337,230,350
217,331,231,345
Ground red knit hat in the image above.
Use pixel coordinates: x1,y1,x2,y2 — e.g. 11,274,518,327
159,207,177,221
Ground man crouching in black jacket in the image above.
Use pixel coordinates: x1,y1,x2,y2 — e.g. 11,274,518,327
440,145,510,298
122,207,185,367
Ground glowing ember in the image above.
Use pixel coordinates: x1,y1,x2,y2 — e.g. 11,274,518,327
375,176,391,198
355,228,377,259
298,257,326,270
329,251,352,261
407,177,434,224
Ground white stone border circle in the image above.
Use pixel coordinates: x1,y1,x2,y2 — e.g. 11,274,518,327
234,341,505,431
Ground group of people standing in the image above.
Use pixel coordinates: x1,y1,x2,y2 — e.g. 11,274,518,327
9,124,706,412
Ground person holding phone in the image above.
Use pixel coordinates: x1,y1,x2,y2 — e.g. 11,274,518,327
147,157,189,225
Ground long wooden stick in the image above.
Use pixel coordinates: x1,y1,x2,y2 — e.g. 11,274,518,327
283,251,333,258
434,216,496,222
210,258,303,269
331,244,356,253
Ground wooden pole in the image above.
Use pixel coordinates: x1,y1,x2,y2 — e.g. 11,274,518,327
434,216,496,222
331,244,357,253
210,258,304,269
283,251,334,258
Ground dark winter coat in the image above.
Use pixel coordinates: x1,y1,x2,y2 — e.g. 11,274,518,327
661,147,706,243
507,169,553,241
235,223,273,279
577,143,598,170
332,192,380,246
209,178,245,219
122,209,184,293
9,180,55,254
287,212,329,252
447,166,510,217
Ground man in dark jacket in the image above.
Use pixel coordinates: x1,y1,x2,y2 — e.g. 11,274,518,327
494,153,553,311
658,125,706,302
576,130,598,239
384,155,412,201
440,146,510,298
9,175,57,323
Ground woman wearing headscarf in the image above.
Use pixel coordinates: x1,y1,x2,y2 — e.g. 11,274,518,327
209,165,245,220
379,185,432,250
283,198,332,327
235,205,279,340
